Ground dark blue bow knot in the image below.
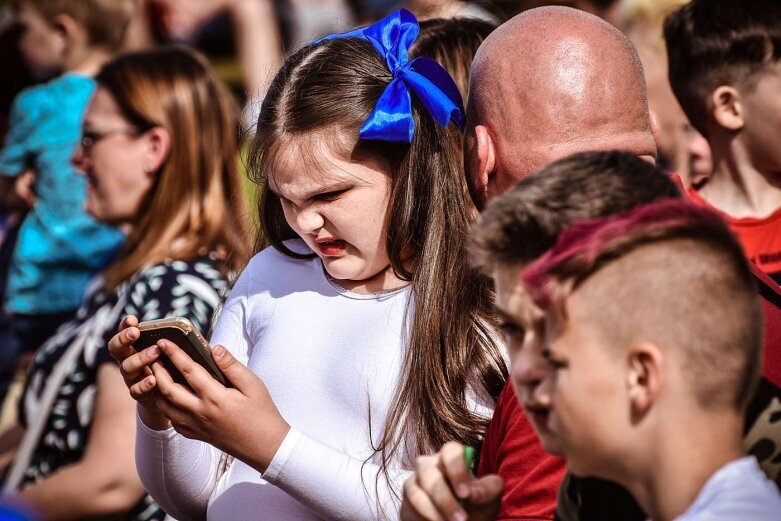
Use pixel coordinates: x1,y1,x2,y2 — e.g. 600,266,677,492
319,9,465,144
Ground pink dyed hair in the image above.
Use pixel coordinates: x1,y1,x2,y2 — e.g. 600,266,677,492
522,199,740,310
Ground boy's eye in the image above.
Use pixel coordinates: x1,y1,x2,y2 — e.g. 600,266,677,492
498,321,526,341
542,350,567,369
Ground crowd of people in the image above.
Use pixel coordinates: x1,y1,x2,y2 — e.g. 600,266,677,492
0,0,779,520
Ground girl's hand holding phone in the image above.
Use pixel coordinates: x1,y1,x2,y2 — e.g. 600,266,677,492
109,315,172,430
148,337,291,474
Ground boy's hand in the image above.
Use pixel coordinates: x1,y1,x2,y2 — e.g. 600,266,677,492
14,169,37,207
401,442,503,521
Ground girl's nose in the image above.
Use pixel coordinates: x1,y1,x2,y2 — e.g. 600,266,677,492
295,207,325,235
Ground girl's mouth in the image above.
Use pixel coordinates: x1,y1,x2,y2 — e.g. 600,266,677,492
315,238,347,256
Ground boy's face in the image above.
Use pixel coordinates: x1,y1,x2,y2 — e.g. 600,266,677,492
493,265,562,454
15,1,65,79
541,289,631,477
737,62,781,176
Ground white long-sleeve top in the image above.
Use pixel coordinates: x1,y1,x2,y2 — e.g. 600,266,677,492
136,240,495,520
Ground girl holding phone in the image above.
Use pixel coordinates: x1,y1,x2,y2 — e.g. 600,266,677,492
110,10,506,520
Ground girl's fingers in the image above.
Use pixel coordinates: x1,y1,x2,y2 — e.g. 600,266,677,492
119,346,160,380
108,325,141,363
129,374,157,402
156,339,219,395
119,314,139,331
151,358,203,412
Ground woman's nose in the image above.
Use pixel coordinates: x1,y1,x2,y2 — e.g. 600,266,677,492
71,144,87,173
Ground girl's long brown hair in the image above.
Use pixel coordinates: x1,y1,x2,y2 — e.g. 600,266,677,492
97,47,251,289
249,38,507,501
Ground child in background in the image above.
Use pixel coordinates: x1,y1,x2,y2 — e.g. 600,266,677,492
518,199,781,520
110,9,506,520
0,0,131,403
665,0,781,282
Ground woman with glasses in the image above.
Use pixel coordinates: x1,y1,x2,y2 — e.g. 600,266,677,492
0,47,250,520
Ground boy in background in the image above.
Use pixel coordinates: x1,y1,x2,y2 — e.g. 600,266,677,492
0,0,132,402
515,197,781,520
665,0,781,282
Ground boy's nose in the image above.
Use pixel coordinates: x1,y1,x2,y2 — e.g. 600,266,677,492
511,342,551,390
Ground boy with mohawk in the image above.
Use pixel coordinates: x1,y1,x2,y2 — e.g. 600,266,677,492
518,198,781,520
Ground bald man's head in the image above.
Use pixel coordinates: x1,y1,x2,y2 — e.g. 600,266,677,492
467,6,658,208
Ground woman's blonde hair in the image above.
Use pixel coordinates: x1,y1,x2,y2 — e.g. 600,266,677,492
97,47,250,289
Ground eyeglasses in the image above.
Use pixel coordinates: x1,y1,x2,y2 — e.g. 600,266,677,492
80,127,141,150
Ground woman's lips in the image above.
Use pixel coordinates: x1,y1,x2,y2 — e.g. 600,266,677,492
315,238,347,256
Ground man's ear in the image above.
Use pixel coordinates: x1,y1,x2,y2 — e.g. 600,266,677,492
627,342,663,423
143,127,171,175
649,110,661,152
710,86,744,132
467,124,495,209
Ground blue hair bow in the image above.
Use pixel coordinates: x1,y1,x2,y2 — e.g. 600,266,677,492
319,9,465,144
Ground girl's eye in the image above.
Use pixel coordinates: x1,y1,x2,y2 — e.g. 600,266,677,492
315,189,347,202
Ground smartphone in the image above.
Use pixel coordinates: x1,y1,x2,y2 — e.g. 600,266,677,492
135,317,232,388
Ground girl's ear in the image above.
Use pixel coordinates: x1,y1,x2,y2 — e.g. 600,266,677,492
710,86,744,132
627,342,663,421
143,127,171,176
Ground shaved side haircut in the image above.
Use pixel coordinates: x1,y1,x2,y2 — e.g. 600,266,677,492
523,199,763,411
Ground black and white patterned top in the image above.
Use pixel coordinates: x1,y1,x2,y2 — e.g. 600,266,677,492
18,255,229,521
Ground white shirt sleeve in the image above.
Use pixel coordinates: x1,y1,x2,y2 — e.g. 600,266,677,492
135,415,219,521
263,427,412,520
134,267,252,519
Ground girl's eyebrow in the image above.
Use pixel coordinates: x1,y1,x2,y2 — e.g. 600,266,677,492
284,181,350,202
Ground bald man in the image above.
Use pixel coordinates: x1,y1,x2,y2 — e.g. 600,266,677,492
401,6,659,521
465,6,657,209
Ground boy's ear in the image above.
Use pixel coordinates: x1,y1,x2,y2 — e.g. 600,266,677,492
467,124,496,209
52,14,82,46
710,86,745,132
143,127,171,176
626,342,663,421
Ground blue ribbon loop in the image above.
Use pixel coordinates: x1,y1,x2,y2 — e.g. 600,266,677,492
319,9,465,144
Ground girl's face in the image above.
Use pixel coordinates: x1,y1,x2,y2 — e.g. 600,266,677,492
269,140,403,293
72,88,156,230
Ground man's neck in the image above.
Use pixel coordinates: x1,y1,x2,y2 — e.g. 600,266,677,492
699,139,781,219
622,414,743,521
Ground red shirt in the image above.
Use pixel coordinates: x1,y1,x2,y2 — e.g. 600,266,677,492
687,187,781,281
478,383,564,520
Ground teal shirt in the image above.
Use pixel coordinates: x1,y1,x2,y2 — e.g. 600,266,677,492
0,74,125,314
